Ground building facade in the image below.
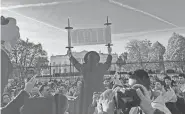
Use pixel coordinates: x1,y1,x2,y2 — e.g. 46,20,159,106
50,50,118,75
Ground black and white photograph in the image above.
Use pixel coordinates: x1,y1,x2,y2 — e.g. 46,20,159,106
1,0,185,114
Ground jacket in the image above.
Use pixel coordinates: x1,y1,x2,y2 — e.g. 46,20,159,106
1,90,29,114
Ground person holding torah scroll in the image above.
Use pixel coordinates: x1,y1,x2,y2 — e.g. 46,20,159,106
67,47,112,114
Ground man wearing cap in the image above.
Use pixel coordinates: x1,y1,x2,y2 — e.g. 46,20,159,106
67,47,112,114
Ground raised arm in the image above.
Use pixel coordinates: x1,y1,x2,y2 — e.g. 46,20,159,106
103,47,112,70
163,88,177,103
103,54,112,70
68,50,83,72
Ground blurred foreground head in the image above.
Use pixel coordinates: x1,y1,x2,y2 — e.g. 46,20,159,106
128,69,150,90
1,16,20,93
1,16,20,49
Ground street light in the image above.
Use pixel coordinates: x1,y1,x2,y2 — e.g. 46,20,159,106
116,56,125,77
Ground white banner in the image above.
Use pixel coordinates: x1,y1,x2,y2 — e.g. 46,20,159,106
71,26,111,46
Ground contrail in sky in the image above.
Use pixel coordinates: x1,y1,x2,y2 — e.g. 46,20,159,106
1,0,79,10
113,27,185,38
6,10,67,32
109,0,179,27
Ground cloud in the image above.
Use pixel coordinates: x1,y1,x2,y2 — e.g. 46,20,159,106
109,0,179,27
112,27,185,43
1,0,80,10
6,10,67,32
112,27,185,38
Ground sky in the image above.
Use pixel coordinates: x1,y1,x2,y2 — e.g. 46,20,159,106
1,0,185,57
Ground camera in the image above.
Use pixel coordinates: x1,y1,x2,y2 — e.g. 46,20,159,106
113,86,144,114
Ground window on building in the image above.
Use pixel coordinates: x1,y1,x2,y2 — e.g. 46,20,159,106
64,68,67,73
64,61,67,65
53,69,55,74
53,62,56,66
59,68,61,73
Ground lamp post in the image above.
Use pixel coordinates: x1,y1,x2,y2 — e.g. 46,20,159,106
49,63,52,78
116,56,125,77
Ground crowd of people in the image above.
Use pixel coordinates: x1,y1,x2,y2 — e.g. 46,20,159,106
2,77,83,103
2,71,185,114
1,16,185,114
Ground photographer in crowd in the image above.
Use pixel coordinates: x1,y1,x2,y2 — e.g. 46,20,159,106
127,69,168,114
96,87,165,114
89,69,169,114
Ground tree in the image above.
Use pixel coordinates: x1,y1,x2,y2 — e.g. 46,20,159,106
10,38,48,78
121,52,128,62
165,33,185,73
148,41,166,72
126,39,152,70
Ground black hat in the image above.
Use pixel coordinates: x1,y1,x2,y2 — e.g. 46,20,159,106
1,16,9,25
179,73,185,78
129,69,149,80
84,51,100,63
164,76,171,80
172,75,179,78
129,69,151,90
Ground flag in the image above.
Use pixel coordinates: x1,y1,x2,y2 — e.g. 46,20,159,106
71,27,111,46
